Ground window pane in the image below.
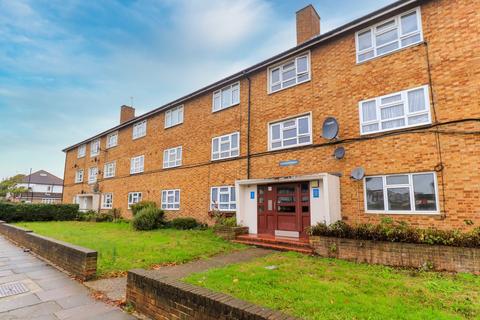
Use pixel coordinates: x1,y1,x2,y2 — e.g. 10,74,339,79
297,56,308,73
401,33,421,46
408,88,426,112
283,128,296,139
230,187,236,201
362,101,377,121
211,188,217,202
271,124,280,140
214,92,221,110
387,187,411,211
413,173,437,211
282,68,295,81
366,177,385,211
212,139,219,152
377,42,399,55
283,78,296,87
272,84,281,92
232,85,239,104
376,19,395,32
401,12,418,34
358,51,374,62
386,175,409,185
298,117,309,134
382,118,405,129
284,138,297,146
222,88,231,107
271,69,280,83
298,136,310,144
231,133,238,148
381,104,404,120
376,28,398,46
408,114,429,125
358,30,372,50
381,94,402,105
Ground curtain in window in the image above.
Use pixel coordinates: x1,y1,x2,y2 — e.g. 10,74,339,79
362,101,377,121
408,88,425,112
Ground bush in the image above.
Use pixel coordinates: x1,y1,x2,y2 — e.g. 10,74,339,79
308,220,480,248
130,201,157,216
132,207,165,231
170,217,200,230
0,203,79,222
214,216,237,230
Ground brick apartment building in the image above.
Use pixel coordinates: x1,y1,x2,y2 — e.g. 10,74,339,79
62,0,479,237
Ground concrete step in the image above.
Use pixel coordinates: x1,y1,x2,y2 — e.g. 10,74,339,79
232,239,314,255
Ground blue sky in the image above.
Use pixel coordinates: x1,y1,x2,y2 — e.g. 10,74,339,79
0,0,395,179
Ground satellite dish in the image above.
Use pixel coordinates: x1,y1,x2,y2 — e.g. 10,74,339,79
322,117,339,140
334,147,345,160
351,167,365,180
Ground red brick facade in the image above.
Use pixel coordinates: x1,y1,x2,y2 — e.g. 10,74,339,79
63,0,480,230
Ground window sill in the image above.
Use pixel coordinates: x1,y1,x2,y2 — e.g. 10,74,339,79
360,122,432,137
269,141,312,152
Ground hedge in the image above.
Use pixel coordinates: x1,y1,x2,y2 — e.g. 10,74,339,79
308,220,480,248
0,202,80,222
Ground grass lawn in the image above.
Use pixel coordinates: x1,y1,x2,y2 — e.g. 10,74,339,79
184,252,480,320
16,221,243,277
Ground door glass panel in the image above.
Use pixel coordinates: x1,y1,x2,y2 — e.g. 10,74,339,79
267,200,273,211
278,196,294,203
302,206,309,213
301,183,309,193
277,186,295,194
278,206,295,213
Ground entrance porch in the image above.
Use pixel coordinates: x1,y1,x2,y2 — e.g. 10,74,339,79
74,194,100,212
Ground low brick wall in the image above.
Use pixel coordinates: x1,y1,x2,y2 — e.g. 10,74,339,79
0,221,97,280
310,236,480,274
214,226,249,240
127,269,298,320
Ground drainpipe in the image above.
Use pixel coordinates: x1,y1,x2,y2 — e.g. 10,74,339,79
244,72,252,179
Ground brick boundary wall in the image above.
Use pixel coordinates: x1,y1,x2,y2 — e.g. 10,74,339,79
127,268,299,320
0,220,97,280
310,236,480,274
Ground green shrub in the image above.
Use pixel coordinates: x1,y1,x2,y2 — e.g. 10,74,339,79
132,207,165,231
170,217,200,230
130,201,157,216
308,220,480,248
213,216,237,230
0,203,79,222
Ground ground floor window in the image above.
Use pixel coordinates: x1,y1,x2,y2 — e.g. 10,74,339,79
364,172,438,213
41,198,56,204
102,193,113,209
211,186,236,211
161,189,180,210
128,192,142,209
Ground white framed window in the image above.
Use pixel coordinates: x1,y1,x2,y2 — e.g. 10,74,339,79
364,172,438,214
41,198,56,204
213,82,240,112
101,193,113,209
88,167,98,184
268,53,310,93
104,161,116,178
161,189,180,210
269,114,312,150
130,155,144,174
106,131,118,148
356,7,423,63
132,120,147,139
90,139,100,157
163,146,182,169
165,105,184,128
128,192,142,209
359,85,431,135
212,132,239,161
77,144,86,158
75,170,84,183
211,186,236,211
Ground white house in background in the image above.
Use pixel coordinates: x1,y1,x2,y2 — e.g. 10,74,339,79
12,170,63,203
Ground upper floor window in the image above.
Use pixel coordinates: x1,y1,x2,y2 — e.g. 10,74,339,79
90,139,100,157
365,172,438,214
161,189,180,210
132,120,147,139
269,114,312,150
101,193,113,209
77,145,86,158
104,161,116,179
268,53,310,93
128,192,142,209
211,186,236,211
356,8,423,63
359,85,430,135
165,105,184,128
106,131,118,148
130,155,144,174
213,82,240,112
163,146,182,169
75,170,84,183
88,167,98,184
212,132,239,161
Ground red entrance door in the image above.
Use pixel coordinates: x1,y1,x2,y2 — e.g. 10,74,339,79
257,182,310,237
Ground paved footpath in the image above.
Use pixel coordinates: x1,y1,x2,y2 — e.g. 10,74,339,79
0,236,136,320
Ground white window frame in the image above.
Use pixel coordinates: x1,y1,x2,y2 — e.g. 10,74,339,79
90,139,100,157
364,172,439,215
88,167,98,184
165,105,184,128
268,113,312,151
101,193,113,209
130,155,144,174
104,161,116,179
41,198,56,204
211,132,240,161
75,169,84,183
210,186,236,211
77,144,86,158
128,192,142,209
267,52,311,94
161,189,180,210
355,7,423,63
163,146,182,169
132,120,147,139
106,131,118,149
359,85,431,135
212,82,240,112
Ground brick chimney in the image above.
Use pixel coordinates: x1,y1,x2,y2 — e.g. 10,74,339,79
120,105,135,124
296,5,320,45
